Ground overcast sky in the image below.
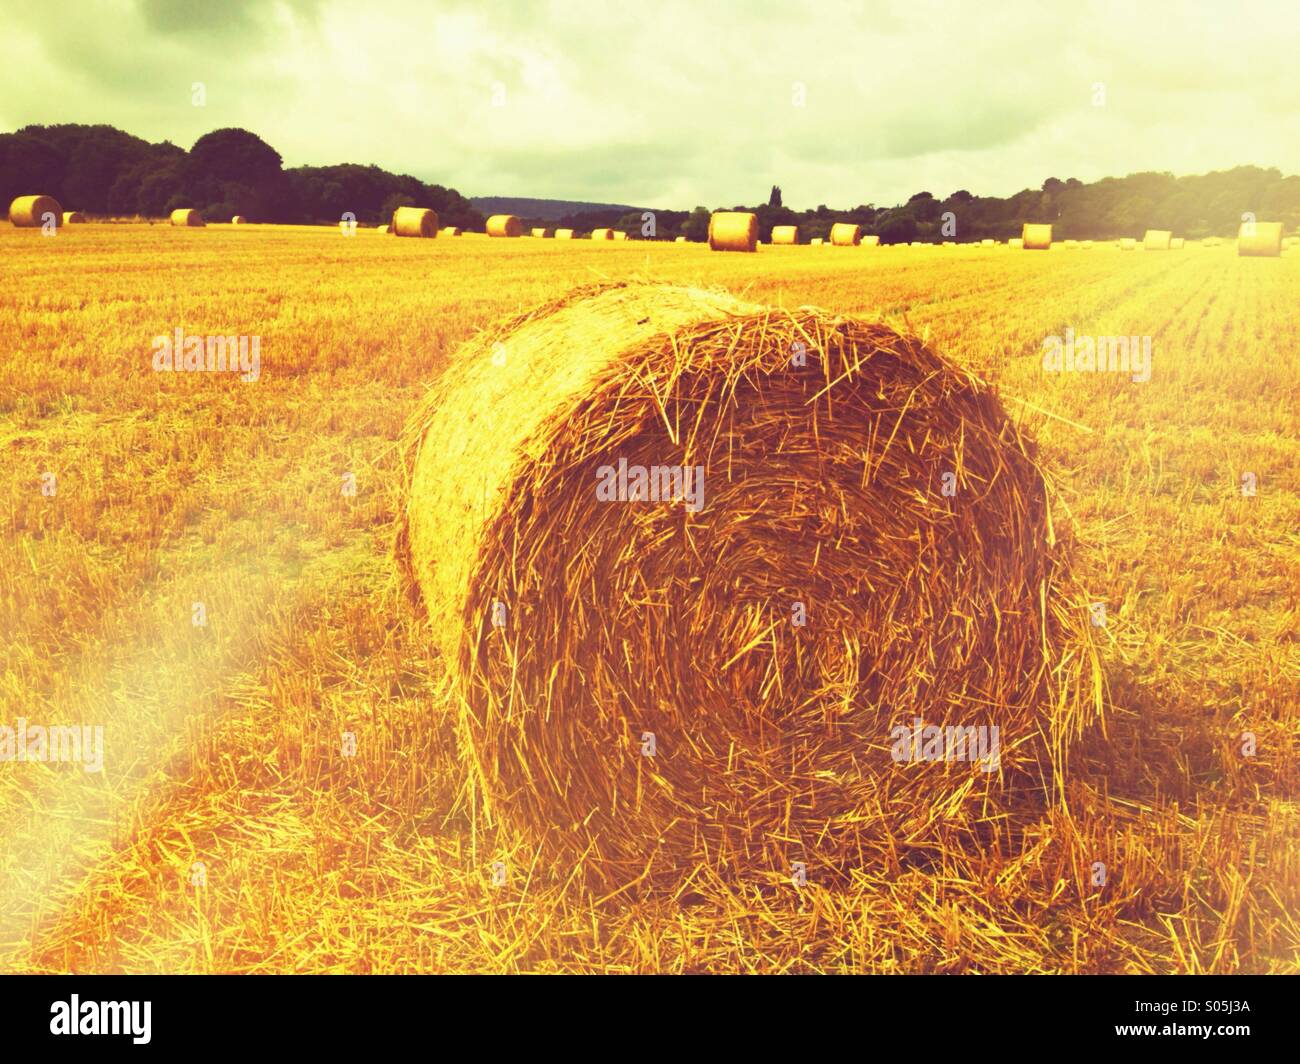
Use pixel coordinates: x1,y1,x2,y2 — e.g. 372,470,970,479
3,0,1299,208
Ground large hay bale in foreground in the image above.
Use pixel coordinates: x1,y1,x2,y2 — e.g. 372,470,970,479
1143,229,1172,250
393,206,438,237
9,195,62,228
770,225,799,245
1021,223,1051,250
830,222,861,246
708,211,757,252
487,214,523,238
170,208,205,227
1238,221,1283,257
401,282,1103,890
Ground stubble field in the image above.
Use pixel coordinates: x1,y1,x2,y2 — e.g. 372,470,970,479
1,224,1296,973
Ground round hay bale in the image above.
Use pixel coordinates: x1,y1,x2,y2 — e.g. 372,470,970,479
1008,238,1024,249
230,215,247,225
809,237,824,246
770,225,800,245
860,234,880,247
530,227,554,238
170,208,205,227
442,226,462,236
1238,222,1283,257
555,229,574,239
980,238,995,247
400,281,1103,890
9,195,62,228
830,222,861,246
1142,229,1172,251
1021,223,1051,250
392,206,438,238
708,211,757,252
590,228,615,240
62,211,85,224
487,214,523,238
613,230,629,241
673,235,687,243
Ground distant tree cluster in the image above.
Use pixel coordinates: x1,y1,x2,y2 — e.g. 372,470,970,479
690,169,1300,244
0,123,483,228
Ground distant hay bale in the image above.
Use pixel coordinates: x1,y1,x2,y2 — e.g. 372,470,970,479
555,229,574,239
1021,223,1052,250
9,194,62,228
830,222,862,246
443,226,462,236
770,225,800,245
1008,238,1023,249
61,210,85,224
377,224,390,234
486,214,523,238
1120,238,1137,250
1063,239,1078,249
708,211,758,253
170,208,205,227
392,206,438,238
400,281,1103,891
861,234,880,247
674,235,687,243
230,215,247,225
590,228,614,240
980,238,994,247
810,237,824,245
531,227,554,238
1238,222,1283,257
1143,229,1172,250
613,230,629,241
1169,237,1184,249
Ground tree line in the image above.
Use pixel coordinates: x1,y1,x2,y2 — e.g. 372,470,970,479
0,124,483,228
3,123,1296,241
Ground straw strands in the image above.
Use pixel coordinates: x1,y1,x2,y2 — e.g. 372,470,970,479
8,195,61,227
400,281,1104,891
708,211,758,252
